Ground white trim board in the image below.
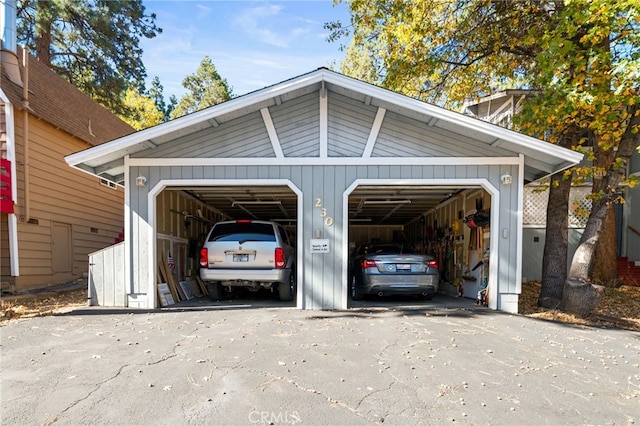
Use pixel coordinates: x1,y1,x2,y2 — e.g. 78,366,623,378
128,156,522,167
260,108,284,158
146,178,304,309
341,178,502,310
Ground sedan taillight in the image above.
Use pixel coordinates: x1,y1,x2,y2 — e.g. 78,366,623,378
199,248,208,267
361,259,377,268
425,259,438,269
275,247,285,269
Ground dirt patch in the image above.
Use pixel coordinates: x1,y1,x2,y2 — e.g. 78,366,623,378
1,288,88,322
2,282,640,331
519,281,640,331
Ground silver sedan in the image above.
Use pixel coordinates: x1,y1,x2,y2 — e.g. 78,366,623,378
349,243,439,301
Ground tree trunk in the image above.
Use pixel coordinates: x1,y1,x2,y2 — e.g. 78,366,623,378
591,125,618,285
562,184,616,317
538,173,571,308
563,112,640,317
568,197,610,280
592,206,618,284
568,117,639,281
35,0,52,64
559,278,604,318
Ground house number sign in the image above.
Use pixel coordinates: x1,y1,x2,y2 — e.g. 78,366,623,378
315,198,334,227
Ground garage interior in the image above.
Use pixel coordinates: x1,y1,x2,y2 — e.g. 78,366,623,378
155,183,491,307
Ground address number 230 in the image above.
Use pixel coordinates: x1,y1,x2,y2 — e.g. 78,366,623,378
315,198,334,227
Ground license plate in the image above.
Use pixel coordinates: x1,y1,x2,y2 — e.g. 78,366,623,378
233,254,249,262
396,264,411,271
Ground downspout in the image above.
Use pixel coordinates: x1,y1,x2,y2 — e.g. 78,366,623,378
21,46,30,222
2,0,21,276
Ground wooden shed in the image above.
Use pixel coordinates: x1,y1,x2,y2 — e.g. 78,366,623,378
65,68,582,312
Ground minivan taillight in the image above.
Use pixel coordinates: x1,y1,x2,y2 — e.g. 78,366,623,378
425,259,438,269
275,247,285,269
199,248,208,267
361,259,377,268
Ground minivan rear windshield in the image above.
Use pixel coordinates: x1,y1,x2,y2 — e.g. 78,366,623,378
209,223,276,242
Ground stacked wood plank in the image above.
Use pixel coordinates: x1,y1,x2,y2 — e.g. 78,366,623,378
157,252,208,306
195,276,209,296
158,252,180,306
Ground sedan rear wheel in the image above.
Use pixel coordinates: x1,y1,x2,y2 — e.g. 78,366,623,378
351,276,364,301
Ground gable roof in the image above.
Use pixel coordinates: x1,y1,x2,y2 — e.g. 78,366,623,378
1,48,134,145
65,68,582,184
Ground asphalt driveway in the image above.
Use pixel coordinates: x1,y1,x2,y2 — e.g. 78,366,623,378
1,295,638,425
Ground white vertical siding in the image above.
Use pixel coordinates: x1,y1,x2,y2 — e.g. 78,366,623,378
88,242,126,307
327,93,377,157
132,112,274,158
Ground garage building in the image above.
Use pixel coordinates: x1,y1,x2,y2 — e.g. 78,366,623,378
65,68,582,313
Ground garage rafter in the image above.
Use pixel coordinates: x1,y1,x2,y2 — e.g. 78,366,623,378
349,185,467,225
176,185,297,222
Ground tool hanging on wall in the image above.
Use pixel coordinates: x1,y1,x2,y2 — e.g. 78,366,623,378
463,198,490,229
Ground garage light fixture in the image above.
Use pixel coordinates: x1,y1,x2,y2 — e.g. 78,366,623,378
363,199,411,205
231,200,282,206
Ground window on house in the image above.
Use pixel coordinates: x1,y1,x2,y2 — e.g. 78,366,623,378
100,178,117,189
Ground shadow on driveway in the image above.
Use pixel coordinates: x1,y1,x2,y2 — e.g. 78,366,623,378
56,293,495,319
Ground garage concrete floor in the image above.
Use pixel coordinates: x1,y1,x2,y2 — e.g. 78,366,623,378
172,291,478,311
2,294,638,425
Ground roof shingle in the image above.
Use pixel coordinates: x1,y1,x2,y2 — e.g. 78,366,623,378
1,48,134,146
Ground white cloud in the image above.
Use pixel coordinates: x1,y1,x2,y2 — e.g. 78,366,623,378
233,4,311,48
140,1,350,100
195,3,212,14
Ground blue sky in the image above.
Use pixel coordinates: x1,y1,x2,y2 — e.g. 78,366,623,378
140,1,352,100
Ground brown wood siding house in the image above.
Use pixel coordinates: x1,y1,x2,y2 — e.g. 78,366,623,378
1,47,135,291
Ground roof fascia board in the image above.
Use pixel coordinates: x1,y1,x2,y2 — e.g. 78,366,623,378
525,158,577,182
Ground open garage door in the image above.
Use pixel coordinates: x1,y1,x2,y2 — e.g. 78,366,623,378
155,184,299,308
347,184,492,307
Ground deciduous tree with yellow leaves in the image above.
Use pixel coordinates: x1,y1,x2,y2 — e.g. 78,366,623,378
330,0,639,315
119,87,164,131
